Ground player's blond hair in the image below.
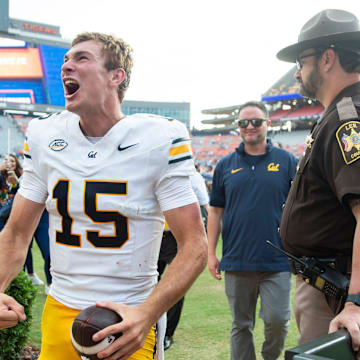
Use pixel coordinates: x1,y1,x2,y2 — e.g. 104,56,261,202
72,32,133,103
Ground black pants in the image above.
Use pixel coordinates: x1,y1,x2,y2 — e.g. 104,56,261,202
158,231,184,337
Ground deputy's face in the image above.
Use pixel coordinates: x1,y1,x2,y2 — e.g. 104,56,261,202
295,49,323,100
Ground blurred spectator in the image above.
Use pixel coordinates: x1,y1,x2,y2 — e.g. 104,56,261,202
0,154,51,293
24,210,52,294
200,164,213,193
0,154,22,226
158,166,209,351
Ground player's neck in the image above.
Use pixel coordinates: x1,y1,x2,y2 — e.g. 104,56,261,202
79,106,125,137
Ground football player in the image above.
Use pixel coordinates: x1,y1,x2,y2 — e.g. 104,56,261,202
0,32,207,360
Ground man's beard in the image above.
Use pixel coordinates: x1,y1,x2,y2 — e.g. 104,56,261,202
241,131,266,146
299,64,323,100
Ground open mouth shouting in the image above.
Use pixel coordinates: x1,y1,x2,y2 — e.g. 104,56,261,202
63,78,80,99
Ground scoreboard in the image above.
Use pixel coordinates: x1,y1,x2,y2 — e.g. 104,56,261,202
0,42,68,107
0,0,70,114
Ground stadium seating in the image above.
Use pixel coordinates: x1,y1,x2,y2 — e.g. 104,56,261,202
12,114,32,135
0,115,26,156
286,105,324,119
192,134,240,165
270,108,293,121
192,130,309,166
271,105,324,122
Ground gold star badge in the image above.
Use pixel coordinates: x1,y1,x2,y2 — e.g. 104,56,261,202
305,134,314,149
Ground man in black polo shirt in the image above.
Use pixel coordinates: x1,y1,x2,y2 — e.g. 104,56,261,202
208,100,297,360
277,8,360,352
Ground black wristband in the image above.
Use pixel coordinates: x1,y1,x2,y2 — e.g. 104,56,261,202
346,294,360,306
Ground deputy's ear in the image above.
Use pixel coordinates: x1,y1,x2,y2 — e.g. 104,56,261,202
322,48,336,71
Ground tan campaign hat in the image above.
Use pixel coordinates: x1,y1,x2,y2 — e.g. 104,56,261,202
277,9,360,63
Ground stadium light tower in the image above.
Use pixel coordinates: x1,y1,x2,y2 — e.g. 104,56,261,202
0,0,9,32
0,0,70,47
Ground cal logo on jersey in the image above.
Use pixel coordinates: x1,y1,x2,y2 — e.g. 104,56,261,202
267,163,280,172
336,121,360,164
168,137,192,164
49,139,68,152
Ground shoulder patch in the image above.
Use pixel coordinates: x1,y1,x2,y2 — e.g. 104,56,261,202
336,121,360,164
336,97,358,121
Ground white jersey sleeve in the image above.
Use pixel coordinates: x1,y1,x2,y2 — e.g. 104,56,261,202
151,117,196,211
153,118,195,186
18,118,50,204
190,172,209,206
156,176,197,212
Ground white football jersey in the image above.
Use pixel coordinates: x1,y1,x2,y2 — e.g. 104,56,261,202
19,111,196,309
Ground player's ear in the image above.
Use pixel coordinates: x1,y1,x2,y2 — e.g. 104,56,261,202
111,68,126,86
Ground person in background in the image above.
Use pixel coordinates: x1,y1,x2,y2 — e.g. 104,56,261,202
277,8,360,352
0,154,22,229
200,164,213,193
0,155,51,292
158,162,209,351
24,210,52,294
208,100,297,360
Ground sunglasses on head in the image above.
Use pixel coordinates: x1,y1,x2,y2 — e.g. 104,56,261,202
238,118,267,128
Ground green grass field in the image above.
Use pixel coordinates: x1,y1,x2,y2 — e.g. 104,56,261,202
28,242,299,359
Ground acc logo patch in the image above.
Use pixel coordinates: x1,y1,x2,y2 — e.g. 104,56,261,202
336,121,360,164
49,139,68,151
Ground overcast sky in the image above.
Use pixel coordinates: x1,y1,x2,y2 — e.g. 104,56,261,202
9,0,360,127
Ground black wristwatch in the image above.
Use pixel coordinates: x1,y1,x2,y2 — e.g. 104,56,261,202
346,294,360,306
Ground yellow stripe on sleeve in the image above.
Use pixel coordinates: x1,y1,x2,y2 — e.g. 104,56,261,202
169,144,191,157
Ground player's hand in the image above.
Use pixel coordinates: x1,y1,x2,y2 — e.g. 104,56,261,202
329,302,360,355
208,253,221,280
93,301,152,360
0,294,26,329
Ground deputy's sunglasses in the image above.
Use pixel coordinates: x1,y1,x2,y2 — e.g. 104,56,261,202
238,118,267,128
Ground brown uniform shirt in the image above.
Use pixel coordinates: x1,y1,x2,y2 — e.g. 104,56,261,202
280,82,360,257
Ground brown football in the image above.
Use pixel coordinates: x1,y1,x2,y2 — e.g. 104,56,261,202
70,305,123,360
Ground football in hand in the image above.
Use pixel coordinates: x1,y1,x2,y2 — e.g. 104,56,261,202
70,305,123,360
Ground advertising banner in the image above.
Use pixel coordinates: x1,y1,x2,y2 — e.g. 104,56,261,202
0,48,43,78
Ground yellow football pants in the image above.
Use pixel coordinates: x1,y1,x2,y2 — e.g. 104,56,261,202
39,295,156,360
